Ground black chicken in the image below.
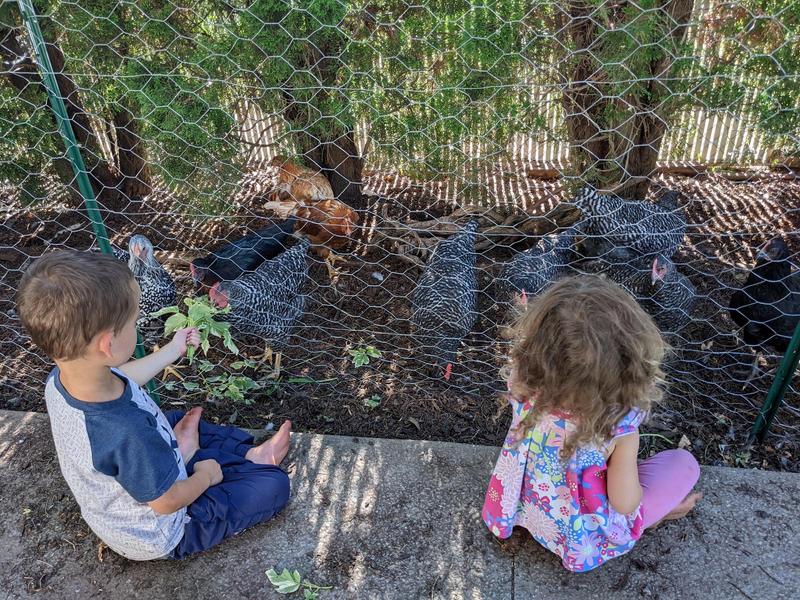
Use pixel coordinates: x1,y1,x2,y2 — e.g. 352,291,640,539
113,235,176,332
208,239,310,377
190,216,297,288
501,227,580,303
573,186,686,263
411,220,478,381
729,238,800,362
581,254,696,335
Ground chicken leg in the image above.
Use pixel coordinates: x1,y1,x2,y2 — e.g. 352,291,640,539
154,344,184,381
261,345,282,379
324,252,347,282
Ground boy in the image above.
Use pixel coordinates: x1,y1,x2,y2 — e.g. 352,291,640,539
16,250,292,560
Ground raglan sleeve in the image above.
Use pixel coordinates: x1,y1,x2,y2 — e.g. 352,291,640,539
86,410,180,503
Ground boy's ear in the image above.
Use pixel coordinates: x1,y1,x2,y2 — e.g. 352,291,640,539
95,329,116,359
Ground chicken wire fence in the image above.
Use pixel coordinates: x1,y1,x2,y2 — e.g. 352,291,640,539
1,1,799,467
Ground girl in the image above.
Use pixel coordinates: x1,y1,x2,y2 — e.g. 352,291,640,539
483,275,701,572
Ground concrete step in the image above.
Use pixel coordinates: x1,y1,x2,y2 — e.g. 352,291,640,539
0,409,797,599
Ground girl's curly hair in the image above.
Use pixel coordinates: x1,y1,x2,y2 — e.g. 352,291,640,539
506,274,666,458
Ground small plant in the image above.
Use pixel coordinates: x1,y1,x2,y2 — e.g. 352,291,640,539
152,296,237,363
364,395,381,409
266,568,332,598
164,358,262,405
348,344,381,368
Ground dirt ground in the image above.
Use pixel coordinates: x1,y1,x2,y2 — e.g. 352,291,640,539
1,164,799,471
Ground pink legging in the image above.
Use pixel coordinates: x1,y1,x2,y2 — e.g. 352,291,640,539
638,449,701,529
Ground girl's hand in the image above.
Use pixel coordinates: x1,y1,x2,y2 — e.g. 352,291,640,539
169,327,200,358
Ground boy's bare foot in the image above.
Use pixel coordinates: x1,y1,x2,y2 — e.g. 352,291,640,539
174,407,202,463
663,492,703,521
246,421,292,466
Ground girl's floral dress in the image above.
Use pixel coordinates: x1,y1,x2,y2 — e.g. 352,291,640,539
482,391,645,572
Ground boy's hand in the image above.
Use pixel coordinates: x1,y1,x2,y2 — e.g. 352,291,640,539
194,459,223,487
169,327,200,358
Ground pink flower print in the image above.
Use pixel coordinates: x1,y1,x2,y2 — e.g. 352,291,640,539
493,451,523,489
521,502,560,545
566,532,602,568
582,513,604,531
570,465,608,515
483,477,504,513
554,485,574,508
500,484,522,517
530,491,552,513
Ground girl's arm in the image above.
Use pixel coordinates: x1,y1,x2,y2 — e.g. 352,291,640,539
119,328,199,387
606,432,643,514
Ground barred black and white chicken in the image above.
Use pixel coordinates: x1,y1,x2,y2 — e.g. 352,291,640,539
501,227,580,302
411,220,478,381
581,254,696,335
208,239,310,376
113,235,176,332
573,186,686,262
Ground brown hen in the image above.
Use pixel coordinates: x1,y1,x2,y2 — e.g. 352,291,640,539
264,156,360,280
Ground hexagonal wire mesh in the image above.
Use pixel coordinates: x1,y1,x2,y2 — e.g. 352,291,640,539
1,1,798,469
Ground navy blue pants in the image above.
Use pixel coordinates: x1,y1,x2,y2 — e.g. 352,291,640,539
164,411,290,559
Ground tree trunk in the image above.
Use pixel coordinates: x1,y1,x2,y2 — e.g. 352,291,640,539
0,22,125,213
302,131,365,209
559,1,694,200
113,103,151,202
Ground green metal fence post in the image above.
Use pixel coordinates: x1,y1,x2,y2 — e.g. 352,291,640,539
16,0,159,402
749,320,800,442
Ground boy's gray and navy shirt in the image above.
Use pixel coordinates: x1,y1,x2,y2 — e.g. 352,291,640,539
45,368,188,560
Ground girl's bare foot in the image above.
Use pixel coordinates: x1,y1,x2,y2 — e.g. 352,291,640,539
663,492,703,521
246,421,292,466
173,407,202,463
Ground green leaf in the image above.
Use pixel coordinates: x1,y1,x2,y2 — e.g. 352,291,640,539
223,333,239,355
266,568,302,594
182,381,200,391
366,346,381,358
150,305,180,318
163,313,188,336
364,395,381,409
304,590,318,600
188,301,213,324
197,359,215,373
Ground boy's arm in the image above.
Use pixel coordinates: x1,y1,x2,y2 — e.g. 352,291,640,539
606,431,643,515
148,459,222,515
119,328,199,387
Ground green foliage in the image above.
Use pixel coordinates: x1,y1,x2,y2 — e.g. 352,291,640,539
152,296,237,363
349,344,381,367
691,0,800,155
266,568,332,597
364,394,381,408
2,0,797,209
164,358,262,405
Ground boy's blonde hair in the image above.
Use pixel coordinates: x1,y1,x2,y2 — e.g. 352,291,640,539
16,250,138,361
507,274,666,457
